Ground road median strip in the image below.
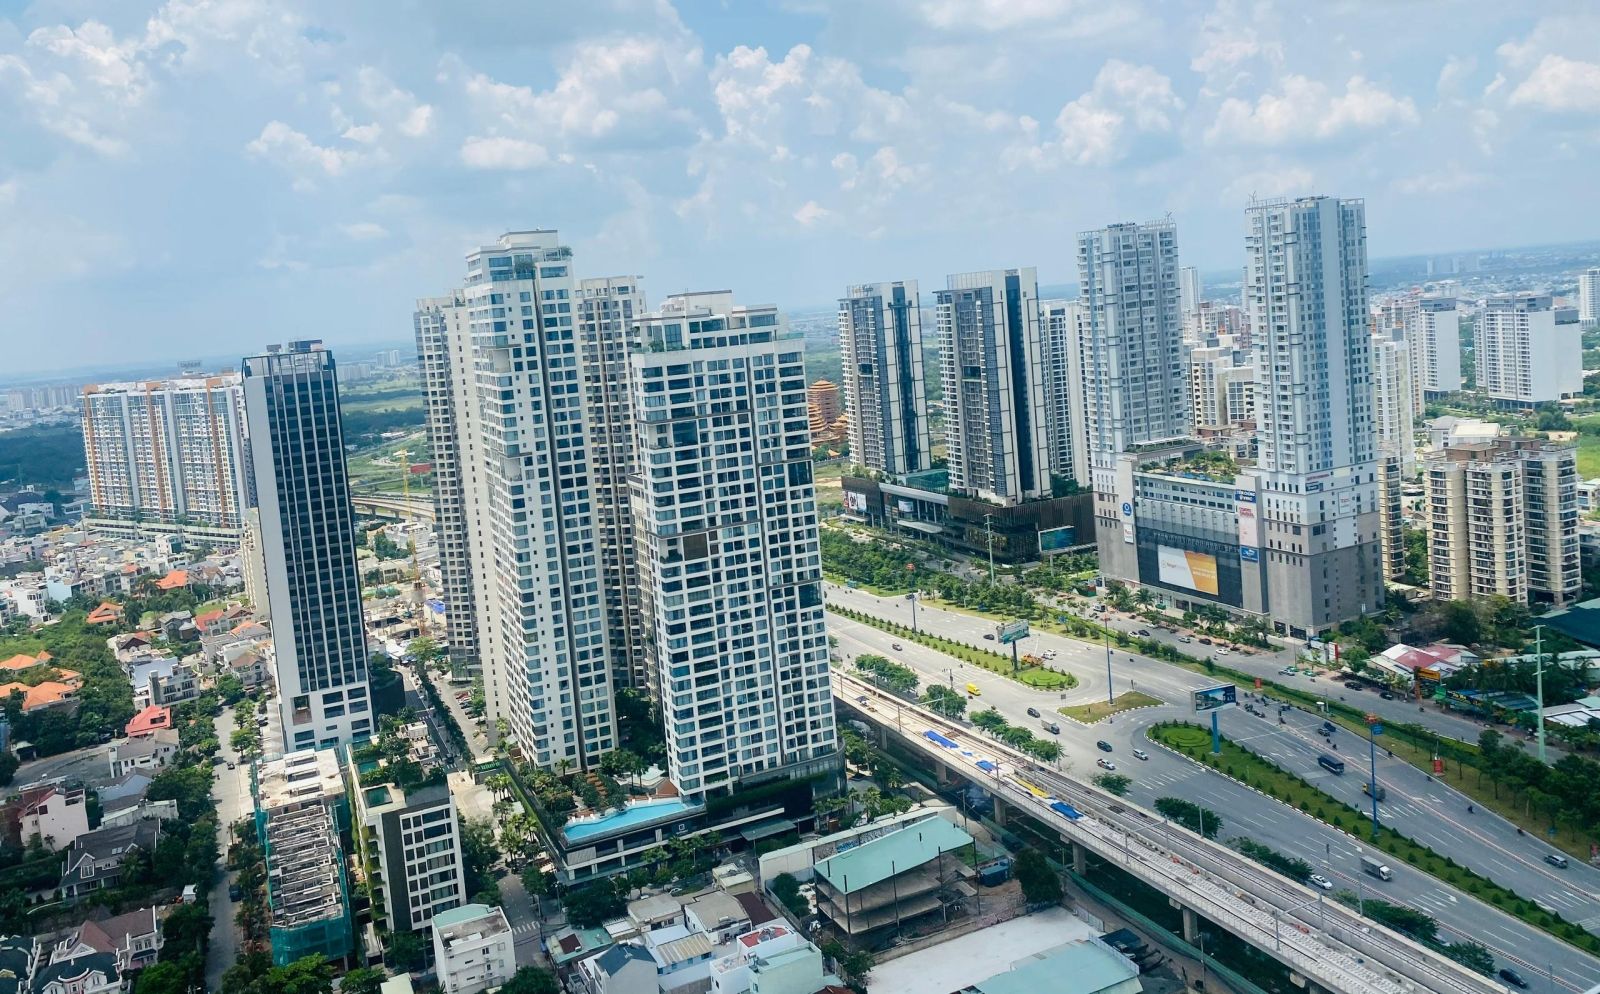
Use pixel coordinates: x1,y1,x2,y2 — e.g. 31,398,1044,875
829,604,1077,690
1148,720,1600,957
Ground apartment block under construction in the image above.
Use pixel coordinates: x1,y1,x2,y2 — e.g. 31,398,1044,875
1423,437,1580,607
254,749,353,966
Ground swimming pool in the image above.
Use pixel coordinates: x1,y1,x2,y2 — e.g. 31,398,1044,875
562,798,699,843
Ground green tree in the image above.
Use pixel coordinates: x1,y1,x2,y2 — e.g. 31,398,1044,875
160,902,214,960
459,816,502,902
1441,940,1496,976
406,636,443,665
1154,797,1222,838
972,707,1007,735
387,933,426,974
499,968,560,994
563,880,625,928
135,961,191,994
338,967,385,994
770,872,808,918
1014,848,1062,906
1093,773,1132,796
922,685,967,719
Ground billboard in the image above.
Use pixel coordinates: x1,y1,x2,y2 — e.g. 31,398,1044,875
844,491,868,514
997,620,1030,644
1038,526,1077,554
1193,684,1237,713
1236,500,1259,550
1157,546,1220,596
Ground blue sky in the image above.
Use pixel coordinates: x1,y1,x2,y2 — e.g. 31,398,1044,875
2,0,1599,375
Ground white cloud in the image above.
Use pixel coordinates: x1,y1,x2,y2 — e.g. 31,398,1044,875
339,221,389,240
342,123,382,144
792,200,830,226
459,135,549,170
1436,55,1476,99
1040,60,1183,167
246,121,363,178
1509,55,1600,113
1392,165,1485,196
909,0,1139,35
27,22,150,103
399,105,434,138
352,66,435,137
1207,75,1418,145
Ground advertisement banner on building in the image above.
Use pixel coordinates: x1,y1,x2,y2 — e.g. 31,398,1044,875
897,499,914,514
1038,526,1077,554
844,491,867,514
1240,546,1259,563
1157,546,1220,596
1236,502,1259,550
1121,500,1135,544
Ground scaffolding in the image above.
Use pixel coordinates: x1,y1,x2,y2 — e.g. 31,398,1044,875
257,751,354,966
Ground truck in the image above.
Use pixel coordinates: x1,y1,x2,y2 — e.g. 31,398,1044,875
1361,855,1393,881
1362,781,1387,802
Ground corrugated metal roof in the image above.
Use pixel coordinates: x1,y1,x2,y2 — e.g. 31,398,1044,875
814,816,972,895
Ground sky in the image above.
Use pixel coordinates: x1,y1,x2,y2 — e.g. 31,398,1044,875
2,0,1599,376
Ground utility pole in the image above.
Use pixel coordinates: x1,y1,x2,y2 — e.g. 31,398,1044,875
984,513,996,585
908,591,919,633
1365,713,1381,840
1102,586,1114,706
1533,624,1547,763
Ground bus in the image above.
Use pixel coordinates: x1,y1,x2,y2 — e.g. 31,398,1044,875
1318,754,1346,775
966,682,981,696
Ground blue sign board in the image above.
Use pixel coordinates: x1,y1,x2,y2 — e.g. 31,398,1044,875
1240,547,1259,563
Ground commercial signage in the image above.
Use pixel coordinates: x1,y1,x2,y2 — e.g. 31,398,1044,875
844,491,867,514
997,620,1030,644
1193,684,1238,713
1157,545,1220,596
1038,526,1077,554
1234,490,1257,504
897,499,915,514
1240,546,1259,563
1236,501,1259,550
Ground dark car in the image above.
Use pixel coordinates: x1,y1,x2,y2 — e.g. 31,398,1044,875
983,633,996,641
1136,629,1150,637
228,883,242,901
1379,691,1394,700
1498,967,1528,988
1096,740,1114,753
1026,707,1041,718
1343,681,1363,690
1198,637,1213,645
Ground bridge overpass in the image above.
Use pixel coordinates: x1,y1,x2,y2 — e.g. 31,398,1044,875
350,492,435,521
835,671,1506,994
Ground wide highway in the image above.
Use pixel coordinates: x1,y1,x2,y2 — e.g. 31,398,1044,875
825,585,1600,991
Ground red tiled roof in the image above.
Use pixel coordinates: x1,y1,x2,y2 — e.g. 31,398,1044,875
0,651,51,670
154,570,189,590
86,602,124,625
125,705,173,737
195,609,225,626
0,680,78,710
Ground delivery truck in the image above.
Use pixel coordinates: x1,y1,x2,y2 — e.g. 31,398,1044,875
1361,855,1393,881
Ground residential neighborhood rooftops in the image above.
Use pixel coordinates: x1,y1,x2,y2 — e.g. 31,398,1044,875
153,570,188,591
85,603,123,626
124,706,172,738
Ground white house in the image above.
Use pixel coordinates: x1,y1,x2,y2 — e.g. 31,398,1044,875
431,904,515,994
17,783,91,851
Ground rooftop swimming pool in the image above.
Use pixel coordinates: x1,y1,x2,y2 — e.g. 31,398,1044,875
561,798,698,843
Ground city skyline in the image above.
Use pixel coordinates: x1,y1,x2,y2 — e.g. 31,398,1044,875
5,2,1600,375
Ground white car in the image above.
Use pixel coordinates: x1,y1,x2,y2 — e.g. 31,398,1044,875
1309,873,1334,891
1215,646,1231,656
1096,758,1117,771
1178,636,1193,644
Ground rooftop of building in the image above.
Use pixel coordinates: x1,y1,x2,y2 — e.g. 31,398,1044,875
814,815,973,896
351,719,447,806
1137,448,1242,485
960,939,1140,994
432,903,509,948
261,801,346,930
255,748,344,814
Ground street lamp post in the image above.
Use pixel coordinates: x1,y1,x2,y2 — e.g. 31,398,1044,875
1365,713,1381,840
908,591,919,634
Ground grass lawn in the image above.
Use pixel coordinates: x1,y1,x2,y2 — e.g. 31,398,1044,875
830,605,1079,692
1150,722,1600,957
1577,432,1600,478
1058,690,1165,723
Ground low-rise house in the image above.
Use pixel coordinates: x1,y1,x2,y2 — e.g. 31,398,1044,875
59,821,161,901
108,633,156,665
123,706,172,739
50,907,163,973
84,603,123,627
0,935,35,994
643,922,716,993
14,783,91,851
192,609,228,638
577,945,656,994
107,730,179,778
0,653,82,715
225,648,271,690
431,904,515,994
148,660,200,707
95,771,154,809
32,953,120,994
98,793,178,830
152,571,188,592
156,612,196,643
684,891,751,946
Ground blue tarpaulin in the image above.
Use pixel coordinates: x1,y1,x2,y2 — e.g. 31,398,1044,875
1049,800,1084,821
976,760,998,773
924,730,958,748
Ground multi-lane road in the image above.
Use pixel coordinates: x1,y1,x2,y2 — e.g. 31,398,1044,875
825,585,1600,991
